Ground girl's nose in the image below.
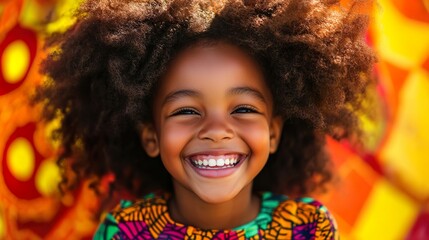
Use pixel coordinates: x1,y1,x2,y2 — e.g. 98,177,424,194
197,115,234,142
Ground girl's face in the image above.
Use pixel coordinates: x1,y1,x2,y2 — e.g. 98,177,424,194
141,42,283,204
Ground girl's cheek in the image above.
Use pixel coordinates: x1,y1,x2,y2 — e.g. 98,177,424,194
160,122,195,150
234,119,269,133
235,121,271,145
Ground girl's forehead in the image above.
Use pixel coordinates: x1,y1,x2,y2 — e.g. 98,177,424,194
172,43,256,67
161,42,266,89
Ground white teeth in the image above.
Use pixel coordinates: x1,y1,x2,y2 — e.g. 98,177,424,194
209,159,216,167
217,159,224,166
190,156,241,168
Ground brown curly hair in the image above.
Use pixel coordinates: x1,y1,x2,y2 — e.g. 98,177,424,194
34,0,375,197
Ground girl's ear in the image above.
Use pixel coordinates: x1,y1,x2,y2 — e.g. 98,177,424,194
140,123,160,157
269,116,283,153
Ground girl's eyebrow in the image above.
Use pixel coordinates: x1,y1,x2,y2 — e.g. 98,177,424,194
163,89,201,105
162,87,266,105
228,87,266,103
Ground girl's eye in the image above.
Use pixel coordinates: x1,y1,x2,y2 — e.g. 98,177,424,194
170,108,200,116
232,105,259,114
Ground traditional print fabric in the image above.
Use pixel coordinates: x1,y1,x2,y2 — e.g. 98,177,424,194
93,192,338,239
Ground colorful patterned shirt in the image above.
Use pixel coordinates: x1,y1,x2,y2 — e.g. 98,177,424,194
93,192,338,239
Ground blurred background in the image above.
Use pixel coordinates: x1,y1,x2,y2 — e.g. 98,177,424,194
0,0,428,239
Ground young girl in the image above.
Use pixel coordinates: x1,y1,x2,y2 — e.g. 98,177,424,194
35,0,375,239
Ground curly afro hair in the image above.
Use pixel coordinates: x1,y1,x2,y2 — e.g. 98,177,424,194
34,0,376,197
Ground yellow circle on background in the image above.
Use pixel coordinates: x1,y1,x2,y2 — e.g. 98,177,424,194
1,40,30,84
7,137,35,181
36,159,61,196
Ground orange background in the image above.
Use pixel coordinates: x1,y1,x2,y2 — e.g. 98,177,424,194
0,0,428,239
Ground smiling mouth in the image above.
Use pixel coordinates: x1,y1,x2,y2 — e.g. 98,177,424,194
187,154,245,170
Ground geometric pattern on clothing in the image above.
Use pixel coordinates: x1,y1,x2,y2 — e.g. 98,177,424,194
93,192,338,240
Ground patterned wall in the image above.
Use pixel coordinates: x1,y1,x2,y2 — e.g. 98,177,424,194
0,0,428,239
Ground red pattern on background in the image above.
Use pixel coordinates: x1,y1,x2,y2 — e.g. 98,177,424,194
2,123,43,199
0,24,37,95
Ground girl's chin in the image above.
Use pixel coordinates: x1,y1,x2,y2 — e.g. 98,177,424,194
195,191,239,204
192,183,251,204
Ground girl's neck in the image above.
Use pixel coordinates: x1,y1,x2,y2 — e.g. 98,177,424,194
168,183,260,230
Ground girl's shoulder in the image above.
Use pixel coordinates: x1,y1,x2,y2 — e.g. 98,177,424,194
261,191,336,222
93,192,338,239
93,192,171,239
260,192,338,239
